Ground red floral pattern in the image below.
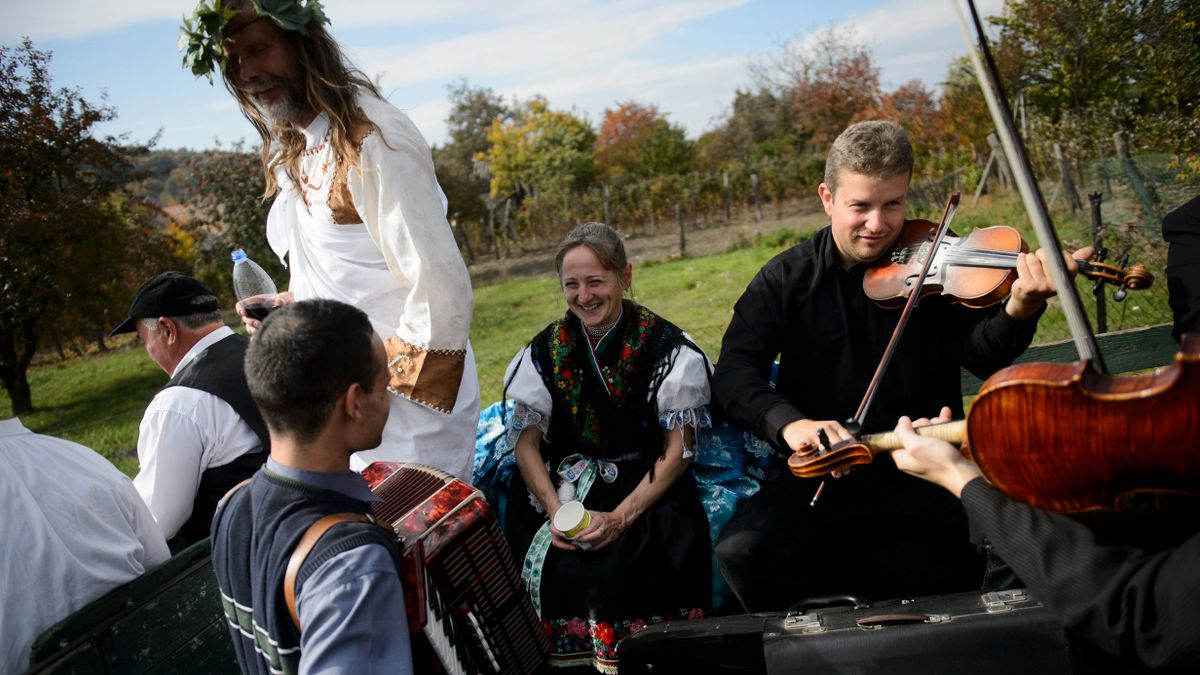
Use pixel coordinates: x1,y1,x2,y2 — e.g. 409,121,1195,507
547,305,659,447
542,608,705,672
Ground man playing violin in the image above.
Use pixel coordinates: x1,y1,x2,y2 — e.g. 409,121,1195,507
712,120,1089,612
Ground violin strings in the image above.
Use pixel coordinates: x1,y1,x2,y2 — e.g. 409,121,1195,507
899,244,1019,269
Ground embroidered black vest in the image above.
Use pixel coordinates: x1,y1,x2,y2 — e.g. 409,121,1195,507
164,332,269,551
528,301,690,469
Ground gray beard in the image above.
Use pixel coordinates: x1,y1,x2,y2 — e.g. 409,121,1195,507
252,83,305,126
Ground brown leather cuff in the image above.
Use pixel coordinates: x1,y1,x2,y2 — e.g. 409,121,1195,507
385,335,465,414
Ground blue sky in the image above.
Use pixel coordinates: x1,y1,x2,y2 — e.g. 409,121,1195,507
3,0,1003,151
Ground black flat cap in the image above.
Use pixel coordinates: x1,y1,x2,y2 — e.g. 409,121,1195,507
109,272,219,337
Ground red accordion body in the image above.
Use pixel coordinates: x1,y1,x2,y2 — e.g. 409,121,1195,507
362,462,548,674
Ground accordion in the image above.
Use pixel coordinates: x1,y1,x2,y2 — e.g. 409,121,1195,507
362,462,548,674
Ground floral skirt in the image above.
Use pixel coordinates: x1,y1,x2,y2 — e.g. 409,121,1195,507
505,466,712,673
541,608,706,673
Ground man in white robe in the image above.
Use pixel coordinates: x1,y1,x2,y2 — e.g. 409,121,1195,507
180,1,478,480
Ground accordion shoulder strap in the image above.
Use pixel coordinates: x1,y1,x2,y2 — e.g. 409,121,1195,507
284,512,372,630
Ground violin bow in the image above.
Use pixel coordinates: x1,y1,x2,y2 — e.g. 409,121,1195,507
951,0,1107,372
810,194,960,507
852,193,961,431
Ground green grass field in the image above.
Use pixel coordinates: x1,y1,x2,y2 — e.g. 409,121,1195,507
3,345,165,476
2,191,1174,477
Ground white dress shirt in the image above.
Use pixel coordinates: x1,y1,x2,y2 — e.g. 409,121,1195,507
1,418,170,673
134,325,262,540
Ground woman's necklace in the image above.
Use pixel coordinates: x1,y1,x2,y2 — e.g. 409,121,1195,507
584,310,621,340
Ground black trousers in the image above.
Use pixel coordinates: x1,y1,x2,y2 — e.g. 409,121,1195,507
715,458,986,613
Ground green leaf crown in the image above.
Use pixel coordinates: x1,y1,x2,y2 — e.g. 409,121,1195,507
178,0,329,83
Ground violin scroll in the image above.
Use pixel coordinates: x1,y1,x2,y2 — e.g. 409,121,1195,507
1076,258,1154,291
787,440,874,479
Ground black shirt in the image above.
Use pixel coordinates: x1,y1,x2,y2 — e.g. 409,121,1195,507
962,478,1200,670
714,226,1041,448
1162,194,1200,342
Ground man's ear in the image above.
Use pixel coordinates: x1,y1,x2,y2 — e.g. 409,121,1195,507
158,317,178,343
342,382,366,423
818,183,835,215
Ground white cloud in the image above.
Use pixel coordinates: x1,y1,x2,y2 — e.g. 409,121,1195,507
354,0,746,87
854,0,1007,89
2,0,194,41
349,0,749,142
755,0,1006,94
3,0,745,42
330,0,570,28
399,97,454,150
0,0,540,41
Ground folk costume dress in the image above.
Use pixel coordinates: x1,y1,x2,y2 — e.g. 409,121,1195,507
502,300,713,673
266,90,479,481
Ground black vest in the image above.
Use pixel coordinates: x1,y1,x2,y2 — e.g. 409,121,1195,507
527,301,692,468
164,332,269,551
210,469,400,675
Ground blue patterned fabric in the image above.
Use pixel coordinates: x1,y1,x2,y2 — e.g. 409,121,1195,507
473,400,780,613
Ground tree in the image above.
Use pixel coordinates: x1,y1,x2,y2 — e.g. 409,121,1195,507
857,81,938,151
933,57,994,160
481,98,598,242
595,101,692,180
483,97,597,199
638,120,693,177
0,39,177,414
696,88,796,169
432,79,514,249
754,25,881,150
178,143,281,306
989,0,1199,154
991,0,1138,147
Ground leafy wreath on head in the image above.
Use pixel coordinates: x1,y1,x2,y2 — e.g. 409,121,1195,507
179,0,329,82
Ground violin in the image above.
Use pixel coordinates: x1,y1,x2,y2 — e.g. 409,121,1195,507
863,219,1154,309
787,334,1200,512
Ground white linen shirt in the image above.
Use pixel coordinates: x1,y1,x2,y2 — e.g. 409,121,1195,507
134,326,262,540
265,97,480,480
1,418,170,674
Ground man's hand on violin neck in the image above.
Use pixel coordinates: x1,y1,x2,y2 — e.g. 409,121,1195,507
781,419,853,456
1005,245,1095,321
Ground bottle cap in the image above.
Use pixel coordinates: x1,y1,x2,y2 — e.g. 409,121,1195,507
231,248,247,262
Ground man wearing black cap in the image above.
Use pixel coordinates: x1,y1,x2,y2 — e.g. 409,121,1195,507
112,272,269,552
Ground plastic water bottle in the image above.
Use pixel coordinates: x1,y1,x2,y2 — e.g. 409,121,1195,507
231,249,278,320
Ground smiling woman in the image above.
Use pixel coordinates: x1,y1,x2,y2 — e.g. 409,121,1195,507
497,221,717,672
559,234,633,336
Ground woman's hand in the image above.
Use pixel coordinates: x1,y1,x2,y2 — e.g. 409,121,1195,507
514,426,578,548
571,509,627,552
545,503,576,551
236,290,294,334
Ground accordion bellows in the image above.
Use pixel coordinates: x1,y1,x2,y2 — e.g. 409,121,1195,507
362,462,549,674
